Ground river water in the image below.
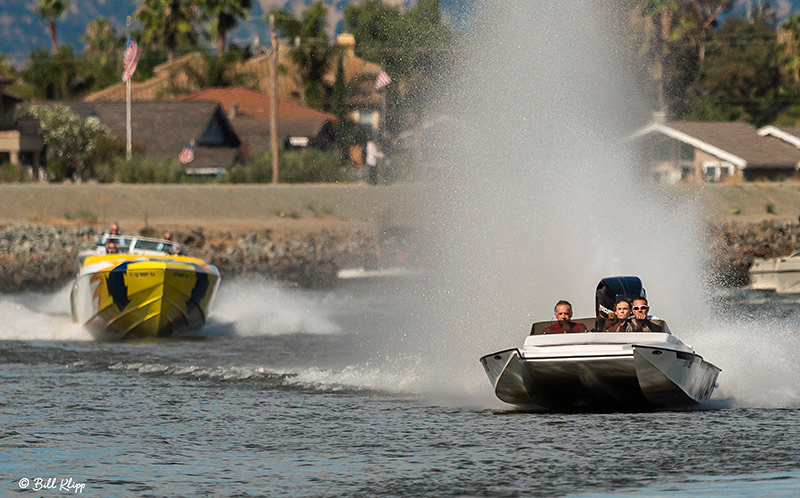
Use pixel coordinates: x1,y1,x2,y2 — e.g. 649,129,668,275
2,278,800,497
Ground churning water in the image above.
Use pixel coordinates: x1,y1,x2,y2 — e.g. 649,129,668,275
3,0,800,495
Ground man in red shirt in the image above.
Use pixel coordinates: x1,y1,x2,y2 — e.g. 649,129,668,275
542,300,587,334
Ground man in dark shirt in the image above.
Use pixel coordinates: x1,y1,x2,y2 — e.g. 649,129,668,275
628,297,664,332
542,300,587,334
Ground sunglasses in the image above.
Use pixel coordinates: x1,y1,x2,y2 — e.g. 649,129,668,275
632,306,649,311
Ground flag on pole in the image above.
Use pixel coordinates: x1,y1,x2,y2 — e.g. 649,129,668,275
122,35,140,82
178,141,195,165
374,68,392,91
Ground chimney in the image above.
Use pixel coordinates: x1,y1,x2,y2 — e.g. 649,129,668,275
336,33,356,57
651,110,666,124
229,103,238,120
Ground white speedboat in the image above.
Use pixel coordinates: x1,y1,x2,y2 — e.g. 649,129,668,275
479,277,721,411
749,251,800,293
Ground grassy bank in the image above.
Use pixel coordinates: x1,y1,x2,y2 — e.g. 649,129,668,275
2,182,799,231
0,183,422,234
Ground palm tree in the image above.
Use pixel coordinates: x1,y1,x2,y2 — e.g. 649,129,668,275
35,0,69,53
136,0,198,62
197,0,252,55
780,13,800,86
269,2,331,109
683,0,733,62
82,17,118,60
638,0,679,111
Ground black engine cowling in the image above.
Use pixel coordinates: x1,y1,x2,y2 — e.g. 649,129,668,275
595,276,645,331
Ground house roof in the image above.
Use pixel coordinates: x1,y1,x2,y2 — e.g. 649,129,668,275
231,115,334,152
177,87,338,124
634,121,800,169
759,125,800,148
39,101,241,171
82,47,384,109
83,50,307,104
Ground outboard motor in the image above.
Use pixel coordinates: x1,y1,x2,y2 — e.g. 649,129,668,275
595,276,645,331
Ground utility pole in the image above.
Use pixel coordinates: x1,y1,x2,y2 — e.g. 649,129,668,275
269,15,279,184
125,16,132,160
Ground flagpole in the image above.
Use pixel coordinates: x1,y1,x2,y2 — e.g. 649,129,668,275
380,91,387,141
269,15,279,185
125,16,132,161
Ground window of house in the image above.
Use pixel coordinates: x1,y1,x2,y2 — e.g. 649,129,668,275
679,142,694,162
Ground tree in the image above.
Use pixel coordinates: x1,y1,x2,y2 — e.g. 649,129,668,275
197,0,251,55
20,47,80,100
80,17,121,92
344,0,460,133
16,104,109,181
637,1,680,111
35,0,70,53
674,0,733,62
82,17,118,60
687,18,788,126
268,1,331,109
330,55,347,123
136,0,198,62
780,13,800,87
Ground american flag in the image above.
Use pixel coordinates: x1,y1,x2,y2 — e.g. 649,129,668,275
178,141,195,164
374,68,391,91
122,35,140,83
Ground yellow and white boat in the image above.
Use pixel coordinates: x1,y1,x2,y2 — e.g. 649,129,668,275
70,234,220,339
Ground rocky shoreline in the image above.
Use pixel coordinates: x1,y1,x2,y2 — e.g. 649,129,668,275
0,221,795,293
707,220,800,287
0,223,389,292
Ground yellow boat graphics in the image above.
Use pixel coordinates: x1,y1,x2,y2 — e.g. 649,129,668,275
71,254,220,339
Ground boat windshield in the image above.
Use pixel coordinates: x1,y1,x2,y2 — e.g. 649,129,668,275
94,233,184,256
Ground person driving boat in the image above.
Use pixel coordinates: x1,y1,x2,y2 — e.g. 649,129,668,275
541,300,587,334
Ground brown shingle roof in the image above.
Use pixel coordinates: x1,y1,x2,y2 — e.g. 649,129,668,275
231,116,335,152
41,101,241,171
664,121,800,168
177,87,338,124
776,126,800,139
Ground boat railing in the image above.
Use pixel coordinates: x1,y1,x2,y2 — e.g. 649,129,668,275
523,331,677,348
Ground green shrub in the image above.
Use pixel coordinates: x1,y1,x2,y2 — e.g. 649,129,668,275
64,209,98,223
110,155,188,183
279,148,352,183
765,202,775,214
46,159,69,182
225,148,352,183
0,162,31,182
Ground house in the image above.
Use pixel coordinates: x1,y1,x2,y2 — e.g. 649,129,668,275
45,101,242,175
83,51,306,105
0,75,42,176
177,87,338,154
633,121,800,182
324,33,384,130
81,34,386,130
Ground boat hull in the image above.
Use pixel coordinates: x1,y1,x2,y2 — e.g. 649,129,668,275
71,255,220,339
480,343,720,411
749,255,800,293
